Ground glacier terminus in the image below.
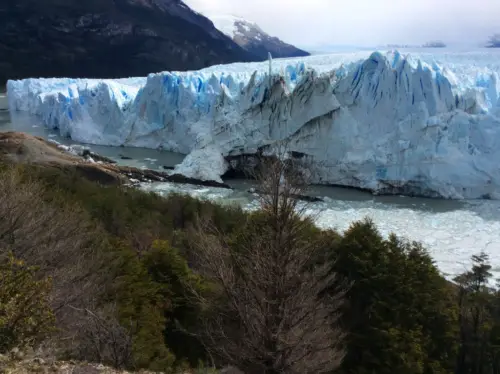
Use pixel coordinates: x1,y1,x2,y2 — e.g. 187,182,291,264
7,50,500,199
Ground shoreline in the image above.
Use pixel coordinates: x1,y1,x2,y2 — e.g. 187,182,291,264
0,107,494,202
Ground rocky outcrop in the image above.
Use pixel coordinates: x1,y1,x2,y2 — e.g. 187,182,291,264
0,0,254,84
0,350,157,374
249,187,324,203
0,347,245,374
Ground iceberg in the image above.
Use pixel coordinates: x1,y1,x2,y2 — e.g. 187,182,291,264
173,145,228,184
7,50,500,199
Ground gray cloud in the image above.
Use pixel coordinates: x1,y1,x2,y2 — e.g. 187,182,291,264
184,0,500,48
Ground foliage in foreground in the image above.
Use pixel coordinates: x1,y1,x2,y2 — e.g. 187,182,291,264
0,162,498,373
0,253,55,353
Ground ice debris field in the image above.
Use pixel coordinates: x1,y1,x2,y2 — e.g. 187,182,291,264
7,50,500,199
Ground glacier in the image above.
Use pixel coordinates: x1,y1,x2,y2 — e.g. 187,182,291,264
7,50,500,199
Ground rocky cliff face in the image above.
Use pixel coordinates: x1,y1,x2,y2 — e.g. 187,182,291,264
0,0,254,83
208,15,310,60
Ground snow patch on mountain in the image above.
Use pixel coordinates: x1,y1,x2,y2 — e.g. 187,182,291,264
7,50,500,199
206,13,310,59
208,14,269,44
207,14,246,39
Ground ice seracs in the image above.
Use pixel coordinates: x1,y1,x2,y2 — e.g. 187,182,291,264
7,50,500,199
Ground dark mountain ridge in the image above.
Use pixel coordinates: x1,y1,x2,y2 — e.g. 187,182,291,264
0,0,254,84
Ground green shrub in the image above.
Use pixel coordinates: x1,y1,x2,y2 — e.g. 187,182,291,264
108,240,175,371
0,253,55,353
143,240,209,368
26,166,244,237
102,239,210,371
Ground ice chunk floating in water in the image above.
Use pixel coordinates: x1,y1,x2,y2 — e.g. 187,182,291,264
7,50,500,199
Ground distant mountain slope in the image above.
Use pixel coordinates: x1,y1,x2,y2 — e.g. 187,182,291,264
208,14,310,60
0,0,254,83
422,41,447,48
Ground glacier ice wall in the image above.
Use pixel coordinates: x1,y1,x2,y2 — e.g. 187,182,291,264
7,50,500,199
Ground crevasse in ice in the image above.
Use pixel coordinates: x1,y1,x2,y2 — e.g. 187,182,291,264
7,50,500,199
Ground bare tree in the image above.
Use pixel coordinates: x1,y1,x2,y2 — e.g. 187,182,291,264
68,304,133,369
0,166,109,351
188,144,347,373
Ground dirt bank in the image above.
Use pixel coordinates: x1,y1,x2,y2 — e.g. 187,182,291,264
0,132,231,189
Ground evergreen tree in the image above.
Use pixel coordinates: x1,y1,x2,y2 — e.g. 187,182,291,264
454,252,495,374
142,240,208,368
331,219,458,374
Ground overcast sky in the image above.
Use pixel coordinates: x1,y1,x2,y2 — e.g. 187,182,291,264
184,0,499,49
